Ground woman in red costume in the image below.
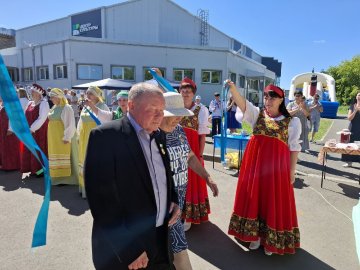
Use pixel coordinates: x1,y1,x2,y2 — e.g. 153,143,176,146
227,81,301,256
1,89,29,171
20,84,50,175
0,105,21,171
179,77,214,231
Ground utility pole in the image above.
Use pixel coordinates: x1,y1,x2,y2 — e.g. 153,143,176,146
30,44,37,83
24,41,38,83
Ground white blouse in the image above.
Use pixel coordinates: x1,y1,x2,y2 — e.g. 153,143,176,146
60,105,76,142
29,99,50,133
191,104,210,135
235,100,302,152
96,108,113,123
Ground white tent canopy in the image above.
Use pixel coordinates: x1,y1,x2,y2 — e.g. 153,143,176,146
72,78,133,90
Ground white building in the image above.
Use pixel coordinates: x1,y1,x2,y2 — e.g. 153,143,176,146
1,0,281,106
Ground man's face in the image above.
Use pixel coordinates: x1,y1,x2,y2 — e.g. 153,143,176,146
215,95,220,100
129,93,165,133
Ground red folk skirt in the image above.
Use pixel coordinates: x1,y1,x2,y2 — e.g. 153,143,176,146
182,127,210,224
0,108,20,171
228,135,300,254
20,103,48,174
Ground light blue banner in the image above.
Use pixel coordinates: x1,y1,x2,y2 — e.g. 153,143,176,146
148,68,177,93
84,106,101,125
0,55,51,248
220,81,229,163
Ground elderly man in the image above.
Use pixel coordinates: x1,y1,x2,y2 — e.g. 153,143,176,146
84,82,180,270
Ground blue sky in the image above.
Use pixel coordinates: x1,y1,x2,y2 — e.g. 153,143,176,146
2,0,359,89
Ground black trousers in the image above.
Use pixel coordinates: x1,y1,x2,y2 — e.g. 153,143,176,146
212,117,221,137
147,225,175,270
93,225,175,270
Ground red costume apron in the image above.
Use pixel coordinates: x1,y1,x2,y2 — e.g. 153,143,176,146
179,105,210,224
228,110,300,254
0,107,20,170
20,102,49,174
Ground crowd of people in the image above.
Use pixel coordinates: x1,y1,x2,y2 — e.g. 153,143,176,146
1,74,359,269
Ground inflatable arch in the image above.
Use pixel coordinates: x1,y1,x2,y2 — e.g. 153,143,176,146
289,72,336,101
289,72,339,118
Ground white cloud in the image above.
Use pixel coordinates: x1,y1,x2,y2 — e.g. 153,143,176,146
313,40,326,44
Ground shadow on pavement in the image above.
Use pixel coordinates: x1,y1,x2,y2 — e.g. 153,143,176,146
321,183,360,200
0,171,89,216
332,182,359,200
293,178,310,189
298,159,359,181
187,222,334,270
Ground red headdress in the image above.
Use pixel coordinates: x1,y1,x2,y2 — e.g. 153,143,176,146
31,83,45,95
180,77,197,94
264,84,284,98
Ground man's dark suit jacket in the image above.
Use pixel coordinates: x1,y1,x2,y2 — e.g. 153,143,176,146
84,116,177,270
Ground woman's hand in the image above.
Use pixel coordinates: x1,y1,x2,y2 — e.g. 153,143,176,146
206,176,219,197
63,140,70,144
6,130,13,136
151,67,163,77
225,79,236,92
290,172,296,185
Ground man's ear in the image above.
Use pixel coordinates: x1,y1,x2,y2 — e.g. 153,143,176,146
128,100,134,111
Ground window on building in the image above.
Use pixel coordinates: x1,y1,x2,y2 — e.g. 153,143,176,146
111,66,135,81
239,75,245,88
37,66,49,80
54,64,68,79
229,72,237,84
173,69,194,82
248,79,259,90
23,68,33,82
201,70,221,84
143,67,166,81
77,64,102,80
8,68,19,82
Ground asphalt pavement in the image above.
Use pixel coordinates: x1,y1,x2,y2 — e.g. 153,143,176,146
0,115,359,269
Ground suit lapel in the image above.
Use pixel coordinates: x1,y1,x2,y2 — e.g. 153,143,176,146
121,117,156,205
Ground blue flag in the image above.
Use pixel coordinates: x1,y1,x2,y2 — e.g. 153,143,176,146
220,81,229,163
148,68,177,93
84,106,101,125
0,55,51,248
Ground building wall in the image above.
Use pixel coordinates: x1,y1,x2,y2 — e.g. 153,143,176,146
67,39,229,103
105,0,160,43
16,18,69,49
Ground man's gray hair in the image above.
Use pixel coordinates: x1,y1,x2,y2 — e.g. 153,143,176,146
128,82,163,103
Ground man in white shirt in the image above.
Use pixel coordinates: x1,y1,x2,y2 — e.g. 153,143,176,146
209,92,223,137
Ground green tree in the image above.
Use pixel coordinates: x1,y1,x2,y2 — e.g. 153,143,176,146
326,55,360,105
